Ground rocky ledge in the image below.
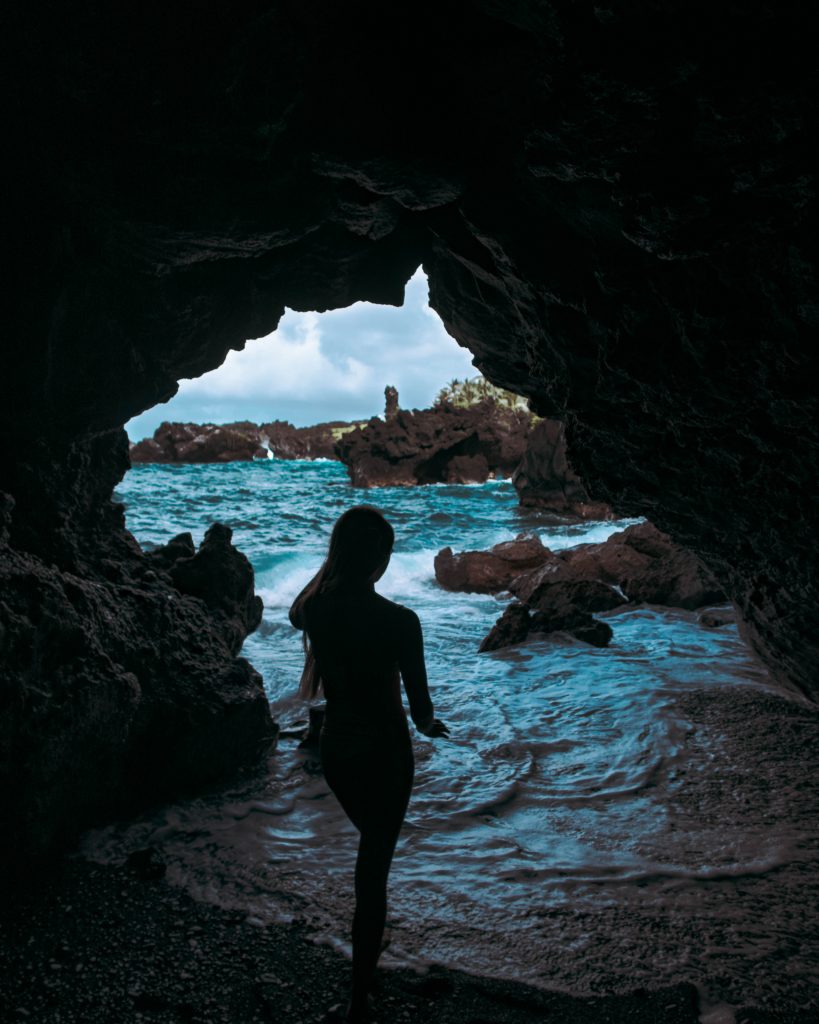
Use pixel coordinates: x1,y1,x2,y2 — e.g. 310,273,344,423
130,419,360,464
335,400,531,486
0,431,277,870
435,521,726,651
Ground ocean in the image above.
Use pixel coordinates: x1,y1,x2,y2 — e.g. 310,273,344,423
83,459,819,1021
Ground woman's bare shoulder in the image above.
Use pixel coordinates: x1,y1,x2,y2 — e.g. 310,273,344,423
374,594,420,630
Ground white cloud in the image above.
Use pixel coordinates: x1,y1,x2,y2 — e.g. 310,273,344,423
126,268,476,439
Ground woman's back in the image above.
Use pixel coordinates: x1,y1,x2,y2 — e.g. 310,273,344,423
300,585,433,733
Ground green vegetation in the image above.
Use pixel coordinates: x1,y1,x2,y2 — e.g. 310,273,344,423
330,422,368,440
433,375,530,411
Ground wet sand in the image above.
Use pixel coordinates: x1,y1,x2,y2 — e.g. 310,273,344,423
0,858,803,1024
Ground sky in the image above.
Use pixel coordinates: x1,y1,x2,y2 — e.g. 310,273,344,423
126,268,477,440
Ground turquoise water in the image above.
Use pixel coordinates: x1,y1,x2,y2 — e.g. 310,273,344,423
84,460,819,1018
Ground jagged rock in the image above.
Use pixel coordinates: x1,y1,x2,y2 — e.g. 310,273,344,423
336,402,531,487
130,422,266,464
384,386,399,420
513,420,613,520
478,603,532,652
0,434,276,869
435,534,553,593
560,522,726,610
474,521,722,651
130,419,353,463
261,420,353,460
145,532,197,571
170,523,263,654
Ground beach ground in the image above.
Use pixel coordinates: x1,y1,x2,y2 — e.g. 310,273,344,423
0,858,802,1024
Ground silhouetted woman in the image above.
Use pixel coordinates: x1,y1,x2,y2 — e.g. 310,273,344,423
289,506,448,1023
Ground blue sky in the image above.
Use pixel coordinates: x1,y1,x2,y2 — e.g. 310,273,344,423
126,269,477,440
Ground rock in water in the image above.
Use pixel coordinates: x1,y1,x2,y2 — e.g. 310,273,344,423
473,521,723,651
513,419,613,520
478,603,532,652
335,403,532,487
435,534,554,593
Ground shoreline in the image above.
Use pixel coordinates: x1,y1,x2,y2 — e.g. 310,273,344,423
0,857,801,1024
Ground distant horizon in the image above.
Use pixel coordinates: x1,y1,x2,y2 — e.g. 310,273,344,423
126,269,476,441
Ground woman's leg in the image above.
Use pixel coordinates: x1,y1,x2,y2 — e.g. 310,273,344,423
322,739,413,1020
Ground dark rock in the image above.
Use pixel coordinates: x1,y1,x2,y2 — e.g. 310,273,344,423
524,578,627,620
435,534,553,593
131,422,266,464
477,521,720,651
0,434,276,869
446,453,490,484
478,603,531,653
261,420,355,461
384,385,399,420
513,419,613,520
145,532,196,572
561,522,726,610
130,419,354,464
170,523,263,654
335,402,531,487
565,618,614,648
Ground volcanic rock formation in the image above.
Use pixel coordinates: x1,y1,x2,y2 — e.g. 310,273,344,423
3,1,817,858
130,420,352,463
513,419,612,519
435,522,726,650
335,402,531,486
0,432,276,868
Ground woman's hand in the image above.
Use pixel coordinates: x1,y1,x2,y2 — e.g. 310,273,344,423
420,718,450,739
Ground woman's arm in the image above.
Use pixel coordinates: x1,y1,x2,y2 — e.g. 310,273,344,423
397,608,448,737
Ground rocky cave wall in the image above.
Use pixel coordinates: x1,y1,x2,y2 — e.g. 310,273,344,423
3,1,817,859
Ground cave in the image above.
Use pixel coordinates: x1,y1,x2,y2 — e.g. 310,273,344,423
3,0,818,1000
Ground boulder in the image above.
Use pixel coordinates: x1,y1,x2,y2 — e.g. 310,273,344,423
474,520,724,652
435,533,554,593
170,523,264,655
561,521,726,610
513,419,613,520
335,402,532,487
478,603,532,652
130,422,266,464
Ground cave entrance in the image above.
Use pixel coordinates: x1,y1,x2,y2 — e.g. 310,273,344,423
111,267,765,998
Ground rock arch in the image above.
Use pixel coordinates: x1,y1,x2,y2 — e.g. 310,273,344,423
3,2,816,859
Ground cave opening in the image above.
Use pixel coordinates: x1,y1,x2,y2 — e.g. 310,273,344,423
96,263,804,1009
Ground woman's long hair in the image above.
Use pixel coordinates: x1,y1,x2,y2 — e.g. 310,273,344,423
290,506,395,699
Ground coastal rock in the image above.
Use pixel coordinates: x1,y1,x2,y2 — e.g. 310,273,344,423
335,403,531,487
478,603,531,652
560,522,726,610
475,521,721,651
169,524,263,655
261,420,355,461
435,534,553,593
445,453,490,484
0,434,276,868
513,420,613,520
130,420,354,464
130,422,267,464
